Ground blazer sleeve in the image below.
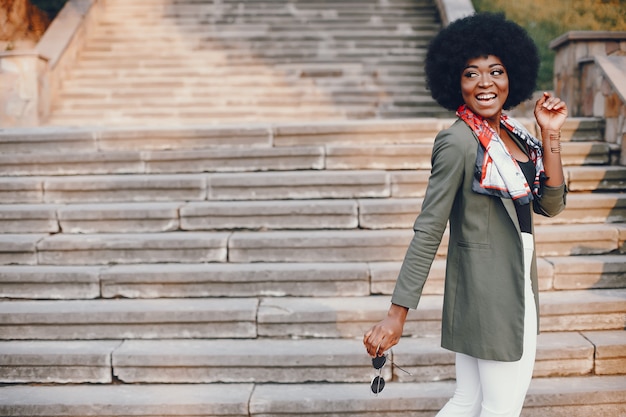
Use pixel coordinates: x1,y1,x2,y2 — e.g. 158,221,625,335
391,127,468,309
533,182,568,217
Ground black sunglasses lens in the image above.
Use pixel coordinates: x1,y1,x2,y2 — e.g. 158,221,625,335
372,355,386,369
371,376,385,393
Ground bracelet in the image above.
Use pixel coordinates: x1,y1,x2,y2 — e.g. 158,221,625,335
548,130,561,154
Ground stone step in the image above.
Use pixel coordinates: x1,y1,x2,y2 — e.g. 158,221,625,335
1,375,623,417
0,254,624,300
0,298,258,340
0,223,622,266
0,141,610,177
1,331,622,384
256,289,626,338
0,290,623,340
7,193,622,235
5,118,599,154
8,167,617,205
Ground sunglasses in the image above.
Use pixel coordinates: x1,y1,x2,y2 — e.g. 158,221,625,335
370,351,411,394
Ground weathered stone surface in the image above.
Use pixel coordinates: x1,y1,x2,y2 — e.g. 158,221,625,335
0,340,120,383
144,146,323,173
369,260,445,295
0,234,45,265
208,170,390,200
390,171,430,197
97,125,271,150
539,289,626,332
0,151,144,176
229,229,415,263
535,224,619,256
58,202,182,233
181,200,358,230
547,255,626,290
359,198,422,229
0,265,101,299
536,193,626,225
0,298,258,339
0,204,59,233
101,262,369,298
532,332,594,377
583,330,626,375
560,142,610,166
257,295,443,339
0,384,253,416
0,177,42,203
0,127,98,153
36,232,229,265
326,144,432,170
567,166,626,191
43,174,206,203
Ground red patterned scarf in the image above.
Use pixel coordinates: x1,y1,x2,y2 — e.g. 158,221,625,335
457,104,545,205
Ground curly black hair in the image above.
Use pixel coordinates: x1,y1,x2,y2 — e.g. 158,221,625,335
425,12,540,111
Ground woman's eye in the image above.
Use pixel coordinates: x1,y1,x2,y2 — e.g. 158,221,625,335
491,69,505,76
464,72,478,78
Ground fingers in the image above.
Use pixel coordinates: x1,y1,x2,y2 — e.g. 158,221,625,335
363,325,398,357
536,92,568,115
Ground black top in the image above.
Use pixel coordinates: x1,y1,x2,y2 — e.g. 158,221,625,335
515,158,535,233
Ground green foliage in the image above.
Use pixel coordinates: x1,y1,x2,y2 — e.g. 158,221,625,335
472,0,626,90
30,0,69,19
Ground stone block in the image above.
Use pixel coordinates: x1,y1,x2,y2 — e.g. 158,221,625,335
536,193,626,225
539,289,626,332
181,200,358,230
0,298,258,339
144,146,323,173
0,151,144,176
535,224,618,256
559,142,610,166
0,340,120,383
228,230,414,263
58,202,182,233
583,330,626,375
37,232,229,265
0,384,253,416
567,166,626,192
208,170,390,200
390,171,430,197
370,260,445,295
0,204,60,233
113,338,382,384
272,118,445,146
0,177,42,204
257,295,443,339
0,234,46,265
359,198,422,229
533,332,594,377
560,118,605,142
0,265,100,299
326,144,432,170
43,174,207,203
101,262,369,298
97,125,271,151
0,127,98,153
548,255,626,290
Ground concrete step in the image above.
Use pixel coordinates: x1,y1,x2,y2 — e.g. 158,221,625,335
0,375,623,417
0,290,623,340
1,254,624,300
0,298,258,340
0,223,622,266
1,331,622,384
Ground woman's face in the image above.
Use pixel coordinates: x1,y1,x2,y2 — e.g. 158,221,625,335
461,55,509,127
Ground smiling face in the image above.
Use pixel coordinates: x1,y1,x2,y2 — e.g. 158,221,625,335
461,55,509,130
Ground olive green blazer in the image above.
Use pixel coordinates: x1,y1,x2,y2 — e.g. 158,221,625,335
391,119,567,361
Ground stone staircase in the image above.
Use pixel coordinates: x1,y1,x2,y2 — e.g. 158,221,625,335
1,0,625,415
46,0,449,127
0,115,625,416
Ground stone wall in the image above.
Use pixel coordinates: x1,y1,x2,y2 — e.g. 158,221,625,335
551,31,626,160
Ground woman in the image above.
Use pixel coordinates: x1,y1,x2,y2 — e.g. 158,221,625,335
363,12,568,417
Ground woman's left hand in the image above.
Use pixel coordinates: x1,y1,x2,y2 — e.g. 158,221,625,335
534,91,568,132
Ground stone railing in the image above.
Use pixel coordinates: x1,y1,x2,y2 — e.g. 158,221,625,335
434,0,474,26
551,31,626,163
0,0,103,127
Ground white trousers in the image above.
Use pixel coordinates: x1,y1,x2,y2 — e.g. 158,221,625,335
436,233,537,417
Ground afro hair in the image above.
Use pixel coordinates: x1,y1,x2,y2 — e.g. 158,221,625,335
425,12,540,111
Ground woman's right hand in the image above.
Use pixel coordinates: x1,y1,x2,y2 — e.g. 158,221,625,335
363,303,408,357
